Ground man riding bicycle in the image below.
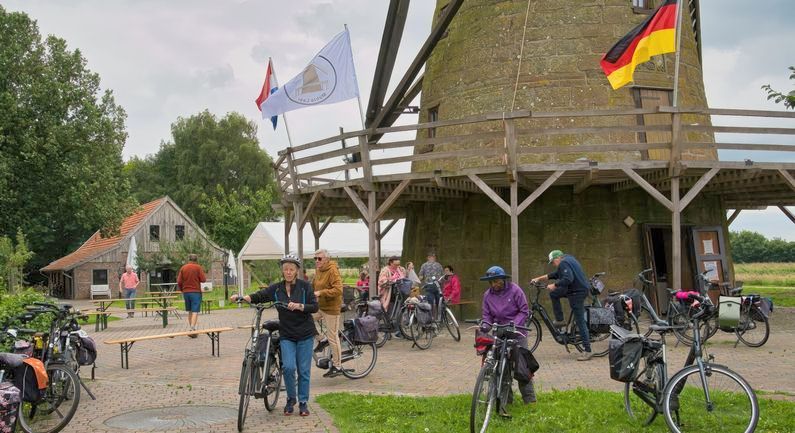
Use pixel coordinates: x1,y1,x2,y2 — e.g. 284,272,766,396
530,250,593,361
480,265,537,412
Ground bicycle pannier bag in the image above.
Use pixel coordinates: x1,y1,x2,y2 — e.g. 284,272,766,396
415,302,433,326
354,315,379,343
366,300,383,317
608,335,643,382
718,296,741,330
12,358,47,403
76,335,98,366
513,346,540,383
0,381,20,432
587,306,615,334
758,297,773,318
604,294,627,327
255,333,271,364
12,341,32,358
474,329,495,356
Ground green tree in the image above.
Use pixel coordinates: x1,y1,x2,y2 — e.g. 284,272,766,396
730,230,795,263
0,230,35,292
761,66,795,110
135,236,213,274
0,7,132,271
126,110,278,250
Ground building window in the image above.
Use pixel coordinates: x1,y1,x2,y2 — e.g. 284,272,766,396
150,225,160,242
632,0,654,13
92,269,108,285
175,225,185,241
428,106,439,139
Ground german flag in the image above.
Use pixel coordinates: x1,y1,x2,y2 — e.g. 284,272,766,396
601,0,679,90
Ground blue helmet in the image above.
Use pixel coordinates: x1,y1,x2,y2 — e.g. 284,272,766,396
480,265,511,281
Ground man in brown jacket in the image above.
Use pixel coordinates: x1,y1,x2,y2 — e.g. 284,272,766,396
312,249,344,377
177,254,206,338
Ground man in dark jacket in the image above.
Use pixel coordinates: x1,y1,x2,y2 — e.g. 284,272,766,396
530,250,592,361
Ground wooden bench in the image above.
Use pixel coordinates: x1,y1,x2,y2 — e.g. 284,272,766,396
104,307,179,328
104,327,235,369
143,293,212,314
80,310,113,332
451,300,477,320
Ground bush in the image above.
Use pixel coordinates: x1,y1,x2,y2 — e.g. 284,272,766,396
0,288,53,351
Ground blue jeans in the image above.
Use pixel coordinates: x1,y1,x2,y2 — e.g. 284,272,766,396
550,291,591,352
123,289,136,310
279,336,313,403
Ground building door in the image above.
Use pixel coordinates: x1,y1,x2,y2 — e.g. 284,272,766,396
642,224,698,313
691,226,731,302
634,88,673,160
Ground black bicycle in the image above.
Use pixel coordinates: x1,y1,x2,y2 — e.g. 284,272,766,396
617,292,759,432
466,320,532,433
525,278,637,357
697,277,770,348
236,300,284,432
312,305,377,379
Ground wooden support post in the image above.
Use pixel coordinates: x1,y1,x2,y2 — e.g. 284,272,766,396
299,192,321,230
359,136,374,190
778,206,795,225
678,168,719,211
368,192,379,299
376,221,382,267
622,168,674,212
726,209,742,226
319,216,334,236
293,201,304,262
517,170,565,215
373,179,411,221
377,219,400,240
510,182,519,283
669,113,682,177
284,209,292,255
671,177,681,292
467,174,511,215
505,119,517,181
779,169,795,191
574,168,597,194
309,217,321,251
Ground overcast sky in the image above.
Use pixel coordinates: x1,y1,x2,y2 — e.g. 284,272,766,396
4,0,795,239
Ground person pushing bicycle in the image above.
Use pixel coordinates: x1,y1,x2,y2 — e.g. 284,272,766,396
530,249,593,361
480,265,537,411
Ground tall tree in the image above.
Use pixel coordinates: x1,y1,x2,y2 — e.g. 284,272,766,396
0,7,132,270
761,66,795,110
126,110,278,252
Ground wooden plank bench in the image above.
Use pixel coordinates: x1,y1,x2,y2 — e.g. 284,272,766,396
104,307,179,328
104,327,235,369
80,310,113,332
451,300,477,320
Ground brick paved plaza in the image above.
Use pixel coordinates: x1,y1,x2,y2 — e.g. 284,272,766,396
60,301,795,432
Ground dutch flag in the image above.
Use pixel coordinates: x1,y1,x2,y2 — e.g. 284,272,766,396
255,58,279,130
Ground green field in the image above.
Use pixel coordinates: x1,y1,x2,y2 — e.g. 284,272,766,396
317,389,794,433
734,262,795,287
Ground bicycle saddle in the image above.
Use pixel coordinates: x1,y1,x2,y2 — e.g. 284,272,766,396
729,287,743,296
262,320,280,332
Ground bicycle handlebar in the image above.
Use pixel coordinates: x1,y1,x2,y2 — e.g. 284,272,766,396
464,319,531,333
638,268,654,284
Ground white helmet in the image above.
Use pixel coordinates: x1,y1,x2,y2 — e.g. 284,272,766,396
279,253,302,268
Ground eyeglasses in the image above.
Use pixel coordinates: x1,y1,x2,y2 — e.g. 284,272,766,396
314,257,325,261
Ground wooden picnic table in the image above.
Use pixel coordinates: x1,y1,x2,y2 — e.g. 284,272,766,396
143,291,213,314
91,296,177,328
149,282,178,294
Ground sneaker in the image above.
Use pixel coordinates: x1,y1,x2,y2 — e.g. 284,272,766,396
188,333,198,339
299,402,310,417
284,398,296,416
522,394,537,404
323,366,342,378
577,351,594,361
498,406,512,418
552,320,566,328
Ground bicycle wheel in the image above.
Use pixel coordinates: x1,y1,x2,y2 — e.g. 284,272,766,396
574,323,611,357
735,305,769,348
398,306,412,340
443,307,461,341
409,313,434,350
340,338,377,379
18,363,80,433
237,358,253,432
262,354,281,411
663,363,759,433
624,355,664,427
669,308,696,346
375,315,389,348
525,316,542,353
470,362,496,433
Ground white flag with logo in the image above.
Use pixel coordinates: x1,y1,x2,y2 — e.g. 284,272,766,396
259,29,360,118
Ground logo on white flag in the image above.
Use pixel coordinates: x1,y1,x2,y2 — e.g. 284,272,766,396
288,57,337,105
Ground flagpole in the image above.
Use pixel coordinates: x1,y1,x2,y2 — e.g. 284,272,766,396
344,24,367,130
671,0,685,108
268,57,296,147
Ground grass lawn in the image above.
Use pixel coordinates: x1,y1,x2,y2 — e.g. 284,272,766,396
317,389,795,433
734,263,795,287
78,315,121,326
742,285,795,307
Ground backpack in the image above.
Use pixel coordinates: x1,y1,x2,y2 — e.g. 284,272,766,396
353,316,379,343
587,306,615,334
608,334,644,382
75,335,98,366
513,346,539,383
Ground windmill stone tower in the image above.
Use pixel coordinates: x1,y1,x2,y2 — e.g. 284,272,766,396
402,0,726,303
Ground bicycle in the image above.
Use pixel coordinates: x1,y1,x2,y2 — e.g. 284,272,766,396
697,277,770,348
12,303,83,433
525,278,638,357
466,320,532,433
407,278,462,349
369,279,413,347
236,300,284,432
617,292,759,432
312,305,377,379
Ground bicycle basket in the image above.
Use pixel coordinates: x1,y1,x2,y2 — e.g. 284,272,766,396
395,278,413,296
474,330,495,356
608,334,644,382
590,277,605,295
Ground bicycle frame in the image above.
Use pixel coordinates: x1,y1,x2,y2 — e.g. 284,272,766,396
528,285,588,348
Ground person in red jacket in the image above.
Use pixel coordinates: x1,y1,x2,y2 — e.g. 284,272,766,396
177,254,206,337
442,265,461,305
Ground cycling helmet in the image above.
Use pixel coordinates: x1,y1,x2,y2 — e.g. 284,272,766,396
279,253,302,268
479,265,510,281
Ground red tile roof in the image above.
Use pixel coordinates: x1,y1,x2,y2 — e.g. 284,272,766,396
41,198,165,272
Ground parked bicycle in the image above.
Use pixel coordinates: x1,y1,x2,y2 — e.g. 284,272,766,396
368,279,413,347
613,291,759,432
236,300,284,432
697,276,770,348
524,276,637,357
466,320,532,433
312,305,377,379
406,277,462,350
